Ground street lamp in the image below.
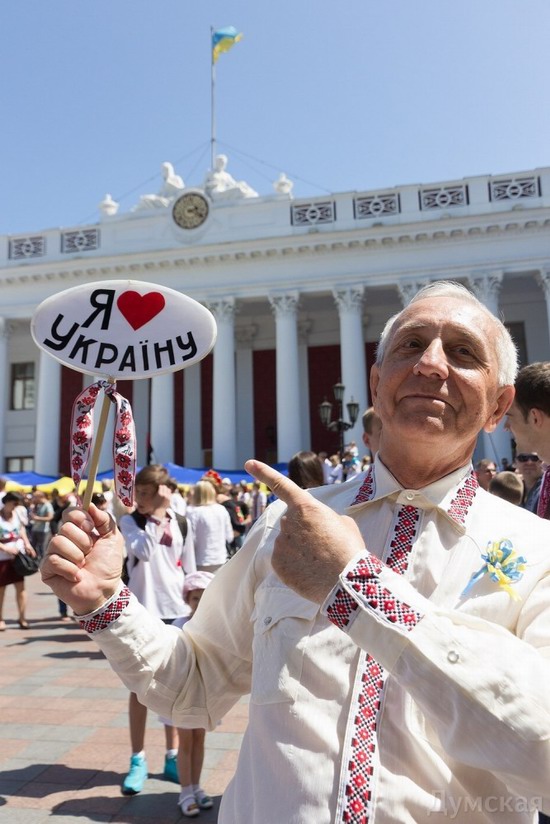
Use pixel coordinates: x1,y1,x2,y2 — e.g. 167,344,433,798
319,381,360,459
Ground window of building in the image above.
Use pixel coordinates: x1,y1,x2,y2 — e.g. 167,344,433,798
6,457,34,473
11,362,35,410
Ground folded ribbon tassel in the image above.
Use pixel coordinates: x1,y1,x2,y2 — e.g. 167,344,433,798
461,538,526,602
70,380,136,507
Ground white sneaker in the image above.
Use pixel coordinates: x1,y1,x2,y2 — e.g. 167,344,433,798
178,792,200,818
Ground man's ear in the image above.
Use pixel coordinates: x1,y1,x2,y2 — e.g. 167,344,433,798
484,385,515,433
370,365,380,408
530,408,548,429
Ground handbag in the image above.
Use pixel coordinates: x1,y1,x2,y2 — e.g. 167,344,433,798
12,552,40,577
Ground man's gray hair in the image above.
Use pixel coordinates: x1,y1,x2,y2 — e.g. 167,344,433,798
375,281,518,386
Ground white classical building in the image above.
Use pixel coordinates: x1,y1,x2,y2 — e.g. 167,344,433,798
1,157,550,476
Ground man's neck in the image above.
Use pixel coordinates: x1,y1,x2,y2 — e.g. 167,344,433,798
377,450,472,490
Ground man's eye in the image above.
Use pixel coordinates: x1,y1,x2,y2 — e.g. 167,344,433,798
455,346,475,358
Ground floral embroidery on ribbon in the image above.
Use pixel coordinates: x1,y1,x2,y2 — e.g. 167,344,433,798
70,380,136,507
462,538,526,601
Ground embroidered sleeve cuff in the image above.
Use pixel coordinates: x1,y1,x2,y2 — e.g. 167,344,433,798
323,552,423,632
78,581,133,634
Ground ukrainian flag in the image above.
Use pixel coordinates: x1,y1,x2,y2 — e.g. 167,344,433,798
212,26,243,63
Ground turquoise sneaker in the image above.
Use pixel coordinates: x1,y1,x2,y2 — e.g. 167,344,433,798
163,753,179,783
121,753,148,795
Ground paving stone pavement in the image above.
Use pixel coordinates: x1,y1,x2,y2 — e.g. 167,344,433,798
0,572,247,823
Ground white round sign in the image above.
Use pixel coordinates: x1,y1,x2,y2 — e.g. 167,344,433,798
31,280,217,379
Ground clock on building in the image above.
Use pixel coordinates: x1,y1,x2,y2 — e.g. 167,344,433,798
172,191,210,230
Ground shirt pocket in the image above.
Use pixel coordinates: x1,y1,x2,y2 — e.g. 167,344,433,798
250,585,319,705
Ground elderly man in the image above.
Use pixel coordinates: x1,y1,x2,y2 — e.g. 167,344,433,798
42,282,550,823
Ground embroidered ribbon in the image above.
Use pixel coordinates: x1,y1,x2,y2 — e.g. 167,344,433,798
461,538,526,601
537,468,550,519
70,380,136,508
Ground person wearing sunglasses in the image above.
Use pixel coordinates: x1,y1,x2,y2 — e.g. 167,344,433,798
515,454,544,514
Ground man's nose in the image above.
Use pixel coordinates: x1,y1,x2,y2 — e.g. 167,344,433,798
412,339,449,379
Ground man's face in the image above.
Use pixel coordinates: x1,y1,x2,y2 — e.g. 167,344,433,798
370,297,514,461
362,419,382,457
134,483,158,515
504,400,539,455
476,463,497,491
515,453,543,483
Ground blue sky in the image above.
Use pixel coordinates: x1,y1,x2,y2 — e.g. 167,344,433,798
1,0,549,234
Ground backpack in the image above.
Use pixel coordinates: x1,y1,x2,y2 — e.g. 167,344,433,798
121,511,188,585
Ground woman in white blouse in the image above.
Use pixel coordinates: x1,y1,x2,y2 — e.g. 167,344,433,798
186,481,233,573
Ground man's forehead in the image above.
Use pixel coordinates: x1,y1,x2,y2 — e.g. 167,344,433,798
399,296,483,324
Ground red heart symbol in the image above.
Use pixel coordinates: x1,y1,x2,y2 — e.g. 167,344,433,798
117,291,166,331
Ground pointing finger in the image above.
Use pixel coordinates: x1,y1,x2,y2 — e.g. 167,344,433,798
244,460,311,508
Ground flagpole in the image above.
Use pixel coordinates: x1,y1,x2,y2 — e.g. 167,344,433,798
210,26,216,169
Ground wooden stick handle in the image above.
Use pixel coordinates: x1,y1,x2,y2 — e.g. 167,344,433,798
81,388,113,510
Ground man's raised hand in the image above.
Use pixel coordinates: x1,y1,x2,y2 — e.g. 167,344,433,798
41,503,124,616
244,460,365,603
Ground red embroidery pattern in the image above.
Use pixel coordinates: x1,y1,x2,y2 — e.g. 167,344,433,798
537,468,550,520
339,554,422,628
79,586,131,634
329,467,480,824
447,472,478,524
386,505,421,574
352,468,375,505
70,380,136,508
327,555,383,629
344,657,384,822
327,507,422,824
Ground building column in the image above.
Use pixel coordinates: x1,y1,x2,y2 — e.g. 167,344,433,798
535,269,550,351
207,298,237,470
269,292,303,464
34,350,62,475
468,271,503,318
132,379,150,467
298,319,312,449
150,373,175,465
184,363,202,467
333,286,368,449
0,320,9,471
468,272,511,465
397,278,431,307
235,324,257,467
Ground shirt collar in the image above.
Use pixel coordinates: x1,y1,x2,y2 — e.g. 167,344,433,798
347,455,479,532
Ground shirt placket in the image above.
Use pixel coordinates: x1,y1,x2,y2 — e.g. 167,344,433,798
335,502,422,823
334,468,478,823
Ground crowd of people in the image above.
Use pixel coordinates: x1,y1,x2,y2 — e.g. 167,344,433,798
0,467,262,816
4,279,550,819
474,451,546,512
39,281,550,823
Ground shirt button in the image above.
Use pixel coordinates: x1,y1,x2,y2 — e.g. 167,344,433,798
447,650,460,664
405,492,415,501
264,616,272,626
